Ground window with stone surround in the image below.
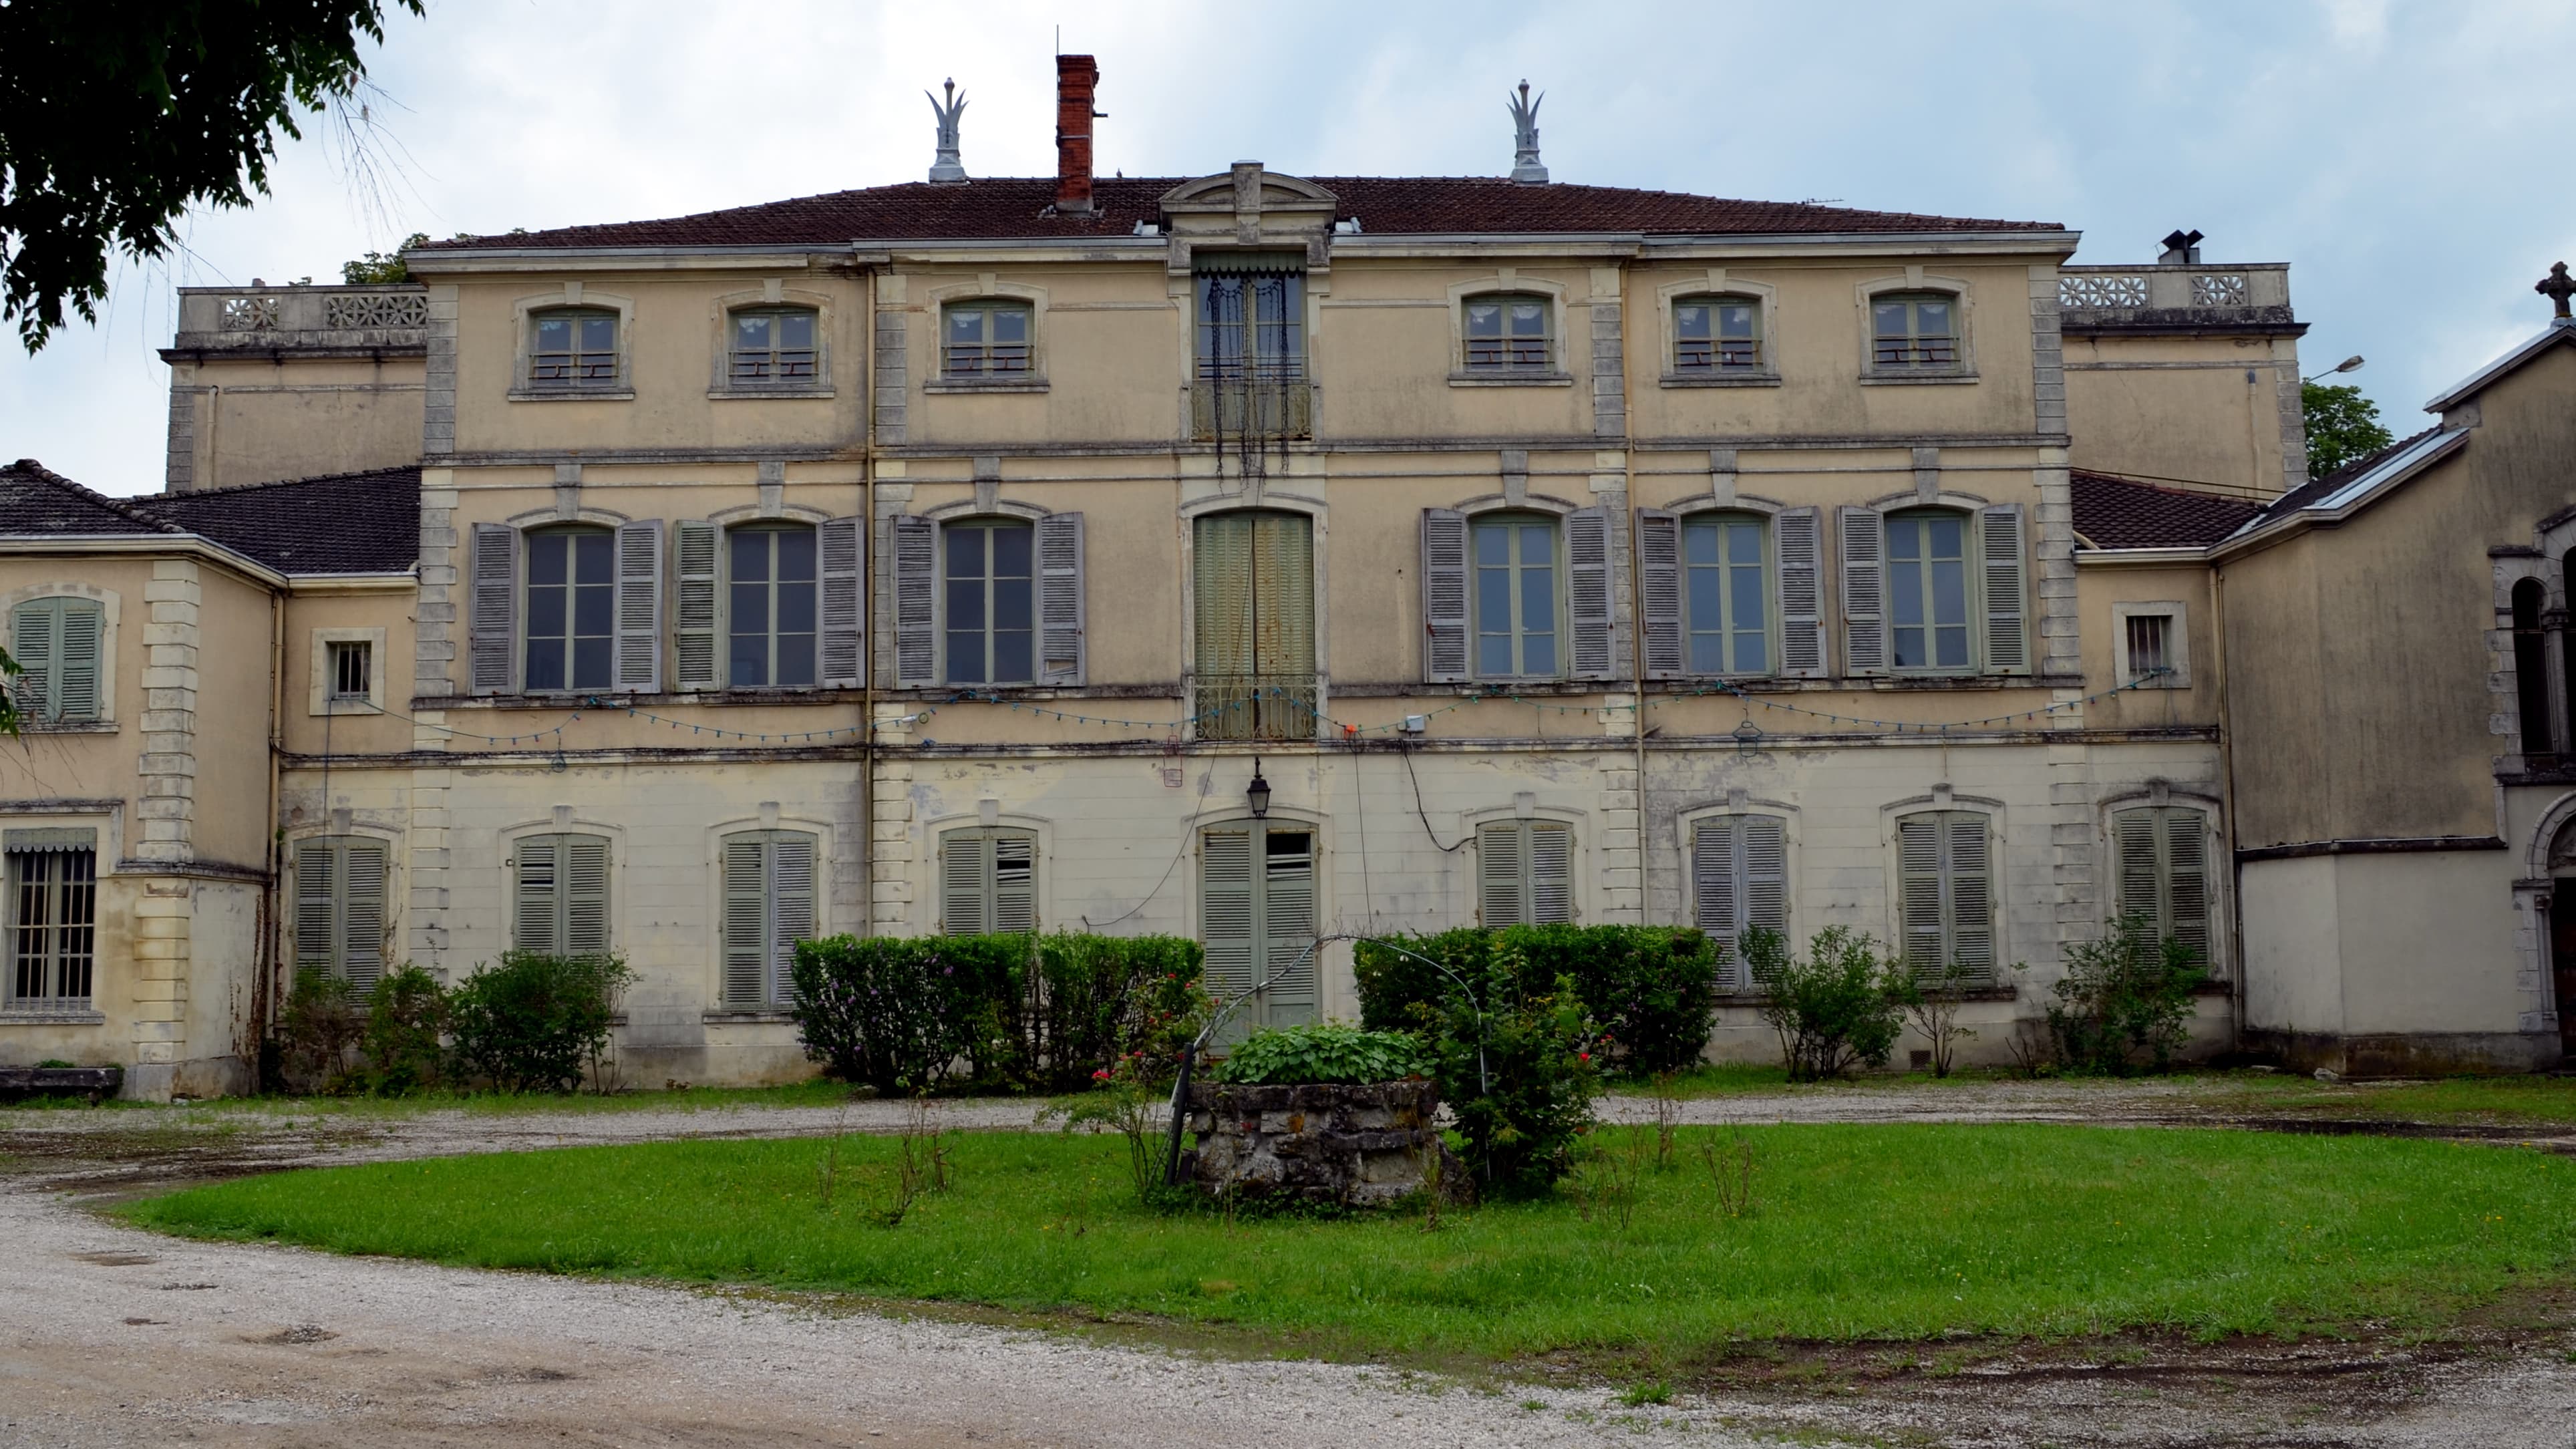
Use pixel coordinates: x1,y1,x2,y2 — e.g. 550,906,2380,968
1671,295,1764,372
9,597,103,725
512,833,611,956
729,307,819,385
1692,814,1786,987
2112,806,2213,971
526,307,621,389
943,300,1033,377
728,524,818,688
1476,818,1575,926
6,831,96,1012
721,830,816,1007
1895,810,1994,985
938,827,1035,935
522,526,616,693
1461,292,1552,371
1869,292,1961,371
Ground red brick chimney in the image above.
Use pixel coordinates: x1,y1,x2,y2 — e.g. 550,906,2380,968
1055,54,1100,214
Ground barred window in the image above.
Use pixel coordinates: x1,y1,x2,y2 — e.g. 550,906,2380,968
7,835,96,1010
730,307,818,383
528,307,619,387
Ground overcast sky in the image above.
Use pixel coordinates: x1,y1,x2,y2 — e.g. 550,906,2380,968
7,0,2573,496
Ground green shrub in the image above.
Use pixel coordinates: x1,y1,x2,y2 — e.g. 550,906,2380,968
361,965,450,1094
2043,915,2207,1075
1749,927,1905,1082
1354,925,1718,1075
279,971,365,1093
1025,933,1206,1092
1423,937,1603,1197
448,951,631,1094
1211,1023,1432,1085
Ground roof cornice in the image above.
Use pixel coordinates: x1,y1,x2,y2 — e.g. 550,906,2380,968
0,534,288,588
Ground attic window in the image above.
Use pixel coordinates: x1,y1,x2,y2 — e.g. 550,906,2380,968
1463,293,1551,370
528,307,619,388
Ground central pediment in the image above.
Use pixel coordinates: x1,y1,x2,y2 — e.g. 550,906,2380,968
1159,163,1339,250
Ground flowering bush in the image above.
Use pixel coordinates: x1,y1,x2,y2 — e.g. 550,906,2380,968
1353,925,1720,1076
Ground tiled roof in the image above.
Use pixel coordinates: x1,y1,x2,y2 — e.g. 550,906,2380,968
2239,426,2446,532
420,176,2061,251
144,468,420,575
0,460,185,538
2069,471,2263,550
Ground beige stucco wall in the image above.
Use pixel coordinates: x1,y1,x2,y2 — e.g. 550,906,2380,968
2074,562,2221,728
2064,332,2297,496
171,353,427,492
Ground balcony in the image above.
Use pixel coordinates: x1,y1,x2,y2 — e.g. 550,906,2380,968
2054,264,2297,339
1195,675,1317,742
1190,373,1313,442
166,283,430,359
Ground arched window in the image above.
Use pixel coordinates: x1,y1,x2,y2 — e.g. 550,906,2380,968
523,526,615,691
1871,291,1960,371
1673,295,1763,372
2557,550,2576,755
1885,509,1973,671
729,307,818,384
1462,292,1552,370
1895,810,1993,983
944,518,1034,686
728,524,817,687
2515,577,2555,758
7,597,104,724
527,307,620,389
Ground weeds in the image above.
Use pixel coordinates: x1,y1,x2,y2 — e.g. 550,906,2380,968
1649,1068,1682,1168
1618,1380,1673,1407
1569,1130,1646,1230
1700,1130,1756,1219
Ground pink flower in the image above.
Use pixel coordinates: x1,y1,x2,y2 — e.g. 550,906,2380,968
1578,1052,1591,1062
1092,1068,1112,1080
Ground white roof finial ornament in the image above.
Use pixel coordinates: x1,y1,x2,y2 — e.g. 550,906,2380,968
1508,80,1548,185
927,78,968,184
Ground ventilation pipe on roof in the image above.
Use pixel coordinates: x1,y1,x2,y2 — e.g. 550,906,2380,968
2158,228,2205,265
1055,54,1102,214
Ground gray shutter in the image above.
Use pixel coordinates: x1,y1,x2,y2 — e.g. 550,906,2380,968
294,838,336,973
1200,826,1258,1009
1979,503,2029,675
2163,810,2210,967
9,601,51,719
1477,820,1526,927
819,516,864,687
1945,814,1993,983
1528,821,1574,923
1838,508,1887,677
772,832,817,999
613,520,663,693
341,839,387,990
1692,818,1740,983
564,835,611,955
1636,508,1683,679
939,830,990,936
893,514,937,687
1566,506,1616,681
1261,829,1317,1024
1743,812,1788,946
1775,506,1827,678
2113,808,2160,930
1036,511,1086,686
1897,816,1943,970
470,523,517,693
514,836,559,955
1420,508,1470,683
53,601,102,721
721,834,768,1004
991,831,1036,933
672,520,720,691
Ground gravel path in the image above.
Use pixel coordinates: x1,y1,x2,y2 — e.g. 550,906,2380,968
5,1084,2575,1446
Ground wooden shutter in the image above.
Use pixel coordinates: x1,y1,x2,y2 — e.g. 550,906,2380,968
1261,829,1318,1023
1636,508,1683,679
772,832,817,998
671,520,720,691
514,835,559,954
1979,504,2029,675
1743,812,1788,951
1035,511,1086,686
721,834,769,1003
1477,820,1526,927
1775,506,1827,678
564,835,611,955
9,601,51,719
818,516,864,687
990,831,1036,933
52,601,102,721
1252,512,1315,676
470,522,516,694
1420,508,1470,683
893,514,937,687
1838,508,1886,677
294,838,336,973
2163,810,2210,966
1696,816,1787,988
341,839,387,990
939,830,991,936
1945,813,1993,982
2113,808,2161,930
1896,816,1945,971
1527,821,1574,923
1194,512,1255,677
613,520,663,693
1566,506,1616,681
1200,826,1257,1002
1692,818,1737,940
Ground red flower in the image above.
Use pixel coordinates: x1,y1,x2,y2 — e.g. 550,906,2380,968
1092,1068,1112,1080
1578,1052,1591,1062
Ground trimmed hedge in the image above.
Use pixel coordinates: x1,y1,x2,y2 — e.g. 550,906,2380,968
1353,925,1720,1075
790,932,1204,1096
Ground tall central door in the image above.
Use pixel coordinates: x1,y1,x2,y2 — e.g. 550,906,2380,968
1200,819,1317,1039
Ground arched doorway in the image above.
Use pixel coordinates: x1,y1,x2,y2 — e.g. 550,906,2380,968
2549,817,2576,1056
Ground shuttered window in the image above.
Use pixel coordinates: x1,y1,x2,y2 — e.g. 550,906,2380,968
1194,511,1315,742
512,833,612,957
524,527,615,691
7,836,96,1008
1477,820,1575,927
944,520,1034,685
1200,821,1317,1039
2113,807,2213,969
721,830,817,1006
1471,514,1559,678
1692,814,1787,988
938,827,1036,936
1895,811,1994,984
9,598,104,724
293,835,388,990
728,525,818,687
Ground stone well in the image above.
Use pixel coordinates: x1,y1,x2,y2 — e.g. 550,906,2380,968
1178,1080,1466,1206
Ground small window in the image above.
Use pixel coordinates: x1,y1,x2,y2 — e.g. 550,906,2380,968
524,527,615,692
8,597,104,725
1886,510,1973,671
721,830,817,1005
939,827,1035,935
1896,810,1993,983
513,833,611,956
7,837,96,1011
2112,602,2188,689
327,640,371,702
2124,614,2170,679
528,307,619,388
944,520,1033,686
1674,295,1762,371
1463,293,1552,370
293,836,388,989
730,307,818,383
1478,819,1574,926
1472,515,1560,679
1683,514,1769,674
1693,814,1786,987
729,526,818,687
944,301,1032,376
1872,292,1959,370
2112,807,2213,971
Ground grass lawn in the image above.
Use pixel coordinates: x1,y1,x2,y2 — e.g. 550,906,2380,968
123,1124,2576,1368
3,1079,867,1118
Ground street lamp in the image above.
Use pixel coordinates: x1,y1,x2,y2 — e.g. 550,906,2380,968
1245,760,1271,819
2302,354,2364,383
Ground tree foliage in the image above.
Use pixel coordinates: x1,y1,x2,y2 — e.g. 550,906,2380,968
1,0,426,349
341,230,427,284
2302,381,2394,481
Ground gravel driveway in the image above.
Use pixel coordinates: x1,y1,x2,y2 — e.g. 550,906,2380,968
5,1085,2574,1447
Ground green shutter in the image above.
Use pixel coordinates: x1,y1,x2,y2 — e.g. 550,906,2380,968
1251,513,1315,675
940,830,990,935
295,838,337,973
9,600,51,720
341,839,387,989
1477,820,1525,927
51,601,101,721
514,836,559,955
1527,821,1573,923
2113,808,2161,929
564,835,611,955
1194,514,1257,677
2163,810,2210,967
1945,813,1993,981
1692,818,1738,973
1200,825,1258,1033
673,520,720,690
722,833,769,1003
